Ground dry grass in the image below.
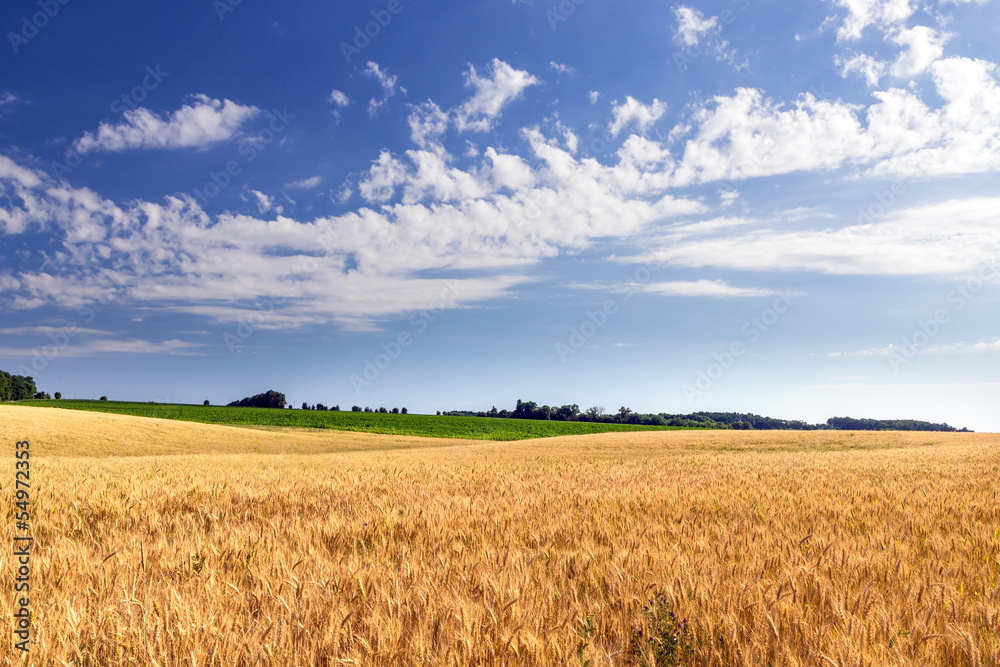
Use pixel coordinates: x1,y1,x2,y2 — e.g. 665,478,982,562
1,406,998,665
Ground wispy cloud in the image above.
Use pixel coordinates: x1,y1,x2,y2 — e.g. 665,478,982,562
0,338,204,357
363,62,400,117
286,176,322,190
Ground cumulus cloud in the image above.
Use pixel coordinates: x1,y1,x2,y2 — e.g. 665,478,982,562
838,53,887,86
454,58,539,132
0,119,706,329
407,100,449,148
830,0,915,41
74,95,259,153
609,96,667,136
890,26,951,78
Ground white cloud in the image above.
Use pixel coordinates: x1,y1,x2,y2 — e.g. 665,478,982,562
329,90,350,107
631,198,1000,275
549,61,574,74
830,0,915,41
609,96,667,136
639,280,782,298
0,338,203,357
589,91,600,104
673,6,719,47
454,59,539,133
74,95,259,153
407,100,449,148
835,337,1000,359
866,57,1000,178
248,189,275,214
0,120,706,329
363,62,399,117
890,26,951,78
358,150,407,203
333,183,353,204
839,53,887,86
286,176,322,190
0,326,112,335
670,89,869,185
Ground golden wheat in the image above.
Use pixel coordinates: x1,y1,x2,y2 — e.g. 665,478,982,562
1,406,998,665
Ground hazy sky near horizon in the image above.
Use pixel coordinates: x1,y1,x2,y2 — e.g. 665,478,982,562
1,0,998,430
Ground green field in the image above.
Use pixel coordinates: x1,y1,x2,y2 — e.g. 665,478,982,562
13,399,690,440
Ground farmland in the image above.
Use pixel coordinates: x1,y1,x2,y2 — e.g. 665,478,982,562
14,399,688,440
1,405,998,666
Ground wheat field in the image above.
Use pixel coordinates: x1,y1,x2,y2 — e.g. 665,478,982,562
1,405,998,666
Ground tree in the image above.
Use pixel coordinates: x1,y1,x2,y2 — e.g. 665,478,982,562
553,404,579,421
401,407,407,414
391,407,399,414
54,392,62,400
302,402,310,410
203,399,210,406
227,390,286,409
378,407,387,413
100,396,108,401
352,405,361,412
584,406,605,421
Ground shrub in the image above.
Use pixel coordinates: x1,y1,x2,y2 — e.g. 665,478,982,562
99,396,108,401
631,592,694,666
203,399,210,406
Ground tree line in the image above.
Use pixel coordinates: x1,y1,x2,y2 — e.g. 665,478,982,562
0,371,37,402
226,390,407,414
439,400,971,432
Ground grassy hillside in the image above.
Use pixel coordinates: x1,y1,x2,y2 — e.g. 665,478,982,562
11,399,689,440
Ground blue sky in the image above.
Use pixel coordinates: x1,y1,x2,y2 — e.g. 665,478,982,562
1,0,998,430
